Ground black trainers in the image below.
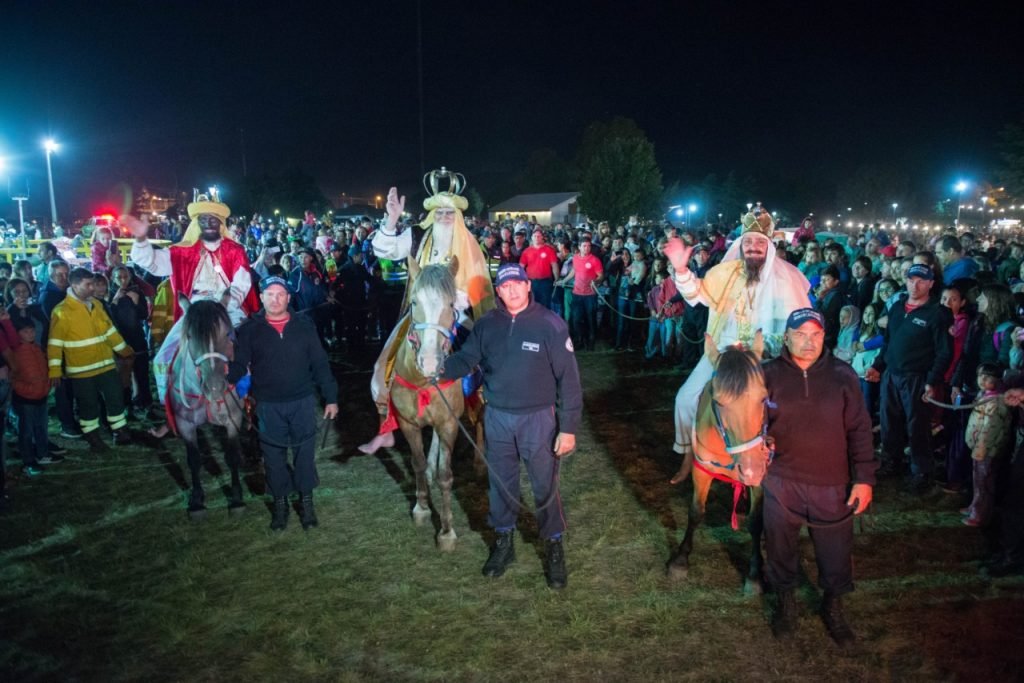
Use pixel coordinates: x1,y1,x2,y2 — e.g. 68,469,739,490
821,594,856,649
544,538,567,589
59,426,84,439
37,453,65,465
482,531,515,578
111,429,133,447
270,497,289,531
48,441,67,456
84,431,107,451
772,590,799,639
299,494,318,530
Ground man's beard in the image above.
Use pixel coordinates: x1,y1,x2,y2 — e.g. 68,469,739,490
200,229,221,243
744,256,766,283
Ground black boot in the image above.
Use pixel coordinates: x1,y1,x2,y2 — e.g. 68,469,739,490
544,538,567,589
270,497,289,531
821,594,856,649
772,589,799,639
299,493,318,530
482,531,515,578
84,430,107,452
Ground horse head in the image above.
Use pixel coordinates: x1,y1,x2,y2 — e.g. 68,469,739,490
181,296,234,400
406,258,460,378
706,329,770,487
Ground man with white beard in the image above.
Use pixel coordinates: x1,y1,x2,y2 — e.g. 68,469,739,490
358,169,495,454
663,206,811,477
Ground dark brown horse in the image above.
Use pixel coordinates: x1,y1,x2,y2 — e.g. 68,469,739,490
667,331,771,594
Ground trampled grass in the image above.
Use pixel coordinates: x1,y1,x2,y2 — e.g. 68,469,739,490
1,346,1022,681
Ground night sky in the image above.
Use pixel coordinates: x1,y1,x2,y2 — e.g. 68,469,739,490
2,1,1022,222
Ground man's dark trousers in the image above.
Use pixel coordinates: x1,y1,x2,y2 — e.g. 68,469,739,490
531,278,554,310
257,394,319,497
879,370,932,479
484,406,565,539
763,473,854,596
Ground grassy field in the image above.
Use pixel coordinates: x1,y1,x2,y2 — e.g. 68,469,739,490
2,346,1023,682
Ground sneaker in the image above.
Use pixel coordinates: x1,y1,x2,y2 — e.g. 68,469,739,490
37,453,65,465
48,441,67,456
962,517,983,527
59,427,84,439
23,465,43,477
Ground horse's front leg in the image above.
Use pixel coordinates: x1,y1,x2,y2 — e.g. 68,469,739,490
745,485,765,595
435,415,459,552
400,420,431,526
223,414,246,514
180,421,206,520
667,470,712,581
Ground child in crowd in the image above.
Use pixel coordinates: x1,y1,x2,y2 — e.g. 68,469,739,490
962,363,1012,527
833,304,861,363
11,316,55,474
941,283,973,493
851,302,883,418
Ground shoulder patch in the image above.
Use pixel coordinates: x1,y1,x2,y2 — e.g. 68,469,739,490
565,337,574,352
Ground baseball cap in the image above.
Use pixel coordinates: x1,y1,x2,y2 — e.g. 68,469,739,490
260,276,292,293
786,308,825,330
906,264,934,280
495,263,529,287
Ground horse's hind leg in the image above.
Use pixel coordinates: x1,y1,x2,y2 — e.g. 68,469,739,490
401,422,432,525
667,470,711,581
224,424,246,515
744,486,765,595
436,420,459,552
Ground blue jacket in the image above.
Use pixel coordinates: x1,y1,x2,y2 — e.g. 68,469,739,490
943,256,979,285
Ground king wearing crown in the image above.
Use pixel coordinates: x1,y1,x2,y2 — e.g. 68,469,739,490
358,169,495,454
662,204,811,464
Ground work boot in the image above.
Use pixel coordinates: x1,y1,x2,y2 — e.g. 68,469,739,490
299,493,318,530
821,594,856,649
111,429,133,447
544,537,568,589
772,589,799,639
84,431,107,452
482,531,515,578
270,496,289,531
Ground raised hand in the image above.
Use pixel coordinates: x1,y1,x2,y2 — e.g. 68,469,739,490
384,186,405,233
120,214,149,241
663,237,693,275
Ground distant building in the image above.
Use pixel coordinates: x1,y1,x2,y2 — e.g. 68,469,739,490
136,187,185,217
488,192,581,226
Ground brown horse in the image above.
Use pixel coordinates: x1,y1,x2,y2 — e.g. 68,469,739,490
390,258,482,551
667,331,772,594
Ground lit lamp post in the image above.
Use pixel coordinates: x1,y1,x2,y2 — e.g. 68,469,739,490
687,203,698,228
375,195,382,210
954,181,968,228
891,202,898,222
43,138,59,227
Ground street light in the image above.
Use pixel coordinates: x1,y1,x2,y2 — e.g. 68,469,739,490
687,203,698,227
891,203,898,221
954,181,969,227
43,138,59,227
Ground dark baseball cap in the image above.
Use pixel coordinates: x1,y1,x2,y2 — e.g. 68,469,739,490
260,276,292,293
495,263,529,287
906,264,934,280
786,308,825,330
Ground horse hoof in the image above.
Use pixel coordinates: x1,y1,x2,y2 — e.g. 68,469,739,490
437,531,458,552
743,578,763,596
188,507,207,522
666,562,689,582
412,507,431,526
228,502,246,516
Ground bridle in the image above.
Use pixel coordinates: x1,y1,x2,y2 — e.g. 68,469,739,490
406,301,457,375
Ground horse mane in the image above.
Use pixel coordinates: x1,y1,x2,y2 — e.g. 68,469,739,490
712,347,765,403
184,299,231,349
411,264,456,303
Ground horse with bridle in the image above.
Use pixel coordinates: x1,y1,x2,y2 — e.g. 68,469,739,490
388,257,484,551
667,331,772,594
166,296,246,520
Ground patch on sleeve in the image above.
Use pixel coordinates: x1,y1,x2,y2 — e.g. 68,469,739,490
565,337,574,352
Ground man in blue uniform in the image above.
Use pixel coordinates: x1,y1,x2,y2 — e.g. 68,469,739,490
439,263,583,589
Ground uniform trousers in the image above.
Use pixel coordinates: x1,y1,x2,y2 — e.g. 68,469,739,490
879,370,933,478
530,278,554,310
257,394,319,498
484,406,566,539
71,369,127,433
763,473,855,597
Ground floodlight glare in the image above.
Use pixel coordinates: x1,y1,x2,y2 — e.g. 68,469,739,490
44,139,59,153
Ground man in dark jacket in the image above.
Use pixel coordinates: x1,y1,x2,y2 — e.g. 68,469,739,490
866,264,952,493
229,276,339,531
439,263,583,589
763,308,876,648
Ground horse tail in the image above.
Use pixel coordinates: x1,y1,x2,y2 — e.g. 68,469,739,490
426,432,441,484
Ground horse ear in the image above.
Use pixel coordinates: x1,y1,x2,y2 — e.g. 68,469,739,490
448,255,460,279
752,329,764,360
704,333,719,365
408,256,421,281
178,294,190,314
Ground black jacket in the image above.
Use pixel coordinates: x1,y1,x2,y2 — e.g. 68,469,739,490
764,347,877,486
228,312,338,405
871,297,953,386
440,299,583,434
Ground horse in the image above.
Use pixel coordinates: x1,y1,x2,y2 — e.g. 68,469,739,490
389,258,483,551
667,331,771,594
167,296,246,520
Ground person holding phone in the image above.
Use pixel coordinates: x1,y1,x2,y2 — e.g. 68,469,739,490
761,308,878,648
